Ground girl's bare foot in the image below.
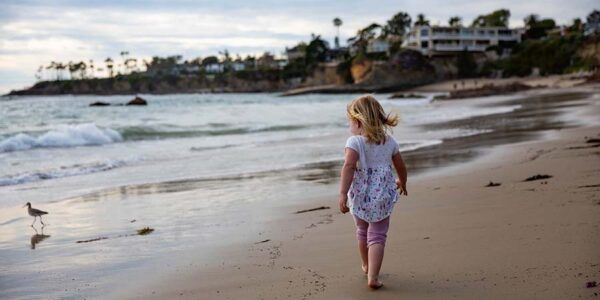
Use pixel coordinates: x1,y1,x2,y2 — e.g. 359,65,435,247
361,264,368,274
368,278,384,289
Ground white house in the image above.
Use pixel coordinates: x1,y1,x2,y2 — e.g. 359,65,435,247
366,38,390,54
276,59,288,69
232,61,245,71
285,45,306,61
204,63,224,73
403,25,523,56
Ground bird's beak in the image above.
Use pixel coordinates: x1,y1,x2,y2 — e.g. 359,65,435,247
22,204,27,208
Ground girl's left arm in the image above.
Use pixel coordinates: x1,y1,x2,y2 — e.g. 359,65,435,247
392,152,408,196
338,148,359,213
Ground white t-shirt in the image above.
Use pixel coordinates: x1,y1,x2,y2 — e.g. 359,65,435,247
345,134,400,169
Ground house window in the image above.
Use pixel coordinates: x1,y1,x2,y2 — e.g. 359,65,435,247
498,29,512,36
421,29,429,36
421,41,429,48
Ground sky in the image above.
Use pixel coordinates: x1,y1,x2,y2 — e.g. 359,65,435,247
0,0,596,94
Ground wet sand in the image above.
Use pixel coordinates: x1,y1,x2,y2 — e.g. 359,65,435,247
408,74,590,93
115,88,600,299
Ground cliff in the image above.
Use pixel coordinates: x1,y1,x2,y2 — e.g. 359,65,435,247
6,73,294,96
282,49,437,96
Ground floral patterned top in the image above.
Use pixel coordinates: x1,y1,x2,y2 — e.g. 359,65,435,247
345,134,400,222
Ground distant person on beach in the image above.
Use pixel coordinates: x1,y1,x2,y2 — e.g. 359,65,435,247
338,94,408,289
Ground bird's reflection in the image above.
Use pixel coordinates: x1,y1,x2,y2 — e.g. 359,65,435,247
30,225,50,250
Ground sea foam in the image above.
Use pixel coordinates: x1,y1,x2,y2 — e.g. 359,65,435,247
0,159,129,186
0,123,123,153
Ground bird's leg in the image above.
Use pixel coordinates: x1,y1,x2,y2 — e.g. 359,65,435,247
31,216,36,227
40,216,45,226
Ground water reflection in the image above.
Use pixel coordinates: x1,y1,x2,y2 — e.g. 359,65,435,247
30,225,50,250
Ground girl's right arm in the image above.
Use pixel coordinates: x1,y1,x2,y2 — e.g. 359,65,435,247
392,152,408,196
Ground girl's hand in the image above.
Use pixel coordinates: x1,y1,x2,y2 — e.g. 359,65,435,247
396,179,408,196
338,193,349,214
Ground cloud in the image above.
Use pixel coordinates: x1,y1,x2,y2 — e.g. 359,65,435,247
0,0,596,94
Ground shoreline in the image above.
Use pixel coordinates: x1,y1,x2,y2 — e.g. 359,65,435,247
3,73,592,99
115,88,600,299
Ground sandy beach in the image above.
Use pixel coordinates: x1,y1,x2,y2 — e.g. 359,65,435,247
112,86,600,299
1,85,598,300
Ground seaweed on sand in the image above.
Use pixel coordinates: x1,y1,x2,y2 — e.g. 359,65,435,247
137,227,154,235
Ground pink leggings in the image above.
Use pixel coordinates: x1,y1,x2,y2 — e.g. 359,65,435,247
353,215,390,247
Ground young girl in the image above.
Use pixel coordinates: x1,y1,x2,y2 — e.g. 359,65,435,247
338,94,408,289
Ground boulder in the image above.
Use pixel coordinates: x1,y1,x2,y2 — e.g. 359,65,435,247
126,96,147,106
389,93,426,99
89,101,111,106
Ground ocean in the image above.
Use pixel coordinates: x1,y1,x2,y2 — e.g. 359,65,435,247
3,90,591,299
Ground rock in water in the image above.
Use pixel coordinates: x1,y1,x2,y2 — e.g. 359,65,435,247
89,101,111,106
126,96,147,106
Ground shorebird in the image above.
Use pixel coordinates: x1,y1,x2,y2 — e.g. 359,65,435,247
23,202,48,226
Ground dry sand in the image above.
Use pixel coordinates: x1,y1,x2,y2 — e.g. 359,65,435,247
118,93,600,300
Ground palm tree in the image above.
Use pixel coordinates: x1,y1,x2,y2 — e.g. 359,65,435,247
105,57,114,78
45,61,55,80
55,62,66,80
333,17,343,48
449,16,462,27
35,65,43,81
77,61,87,79
68,61,78,79
124,58,137,74
119,51,129,74
414,14,430,26
89,59,94,78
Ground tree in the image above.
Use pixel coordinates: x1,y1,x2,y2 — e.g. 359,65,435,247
305,34,329,69
35,65,43,81
523,14,556,39
46,61,57,80
88,59,95,78
333,17,343,48
414,14,430,26
219,49,233,72
586,10,600,35
202,56,219,65
55,62,66,80
471,9,510,27
124,58,137,73
68,61,78,79
350,23,382,54
383,12,411,37
76,61,87,79
244,55,256,70
524,14,539,27
120,51,129,74
449,16,462,27
105,57,114,78
568,18,583,34
588,10,600,24
189,57,203,66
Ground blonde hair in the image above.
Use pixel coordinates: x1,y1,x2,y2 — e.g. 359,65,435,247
346,94,399,144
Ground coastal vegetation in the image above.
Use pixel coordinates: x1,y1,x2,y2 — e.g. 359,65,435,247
8,9,599,96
